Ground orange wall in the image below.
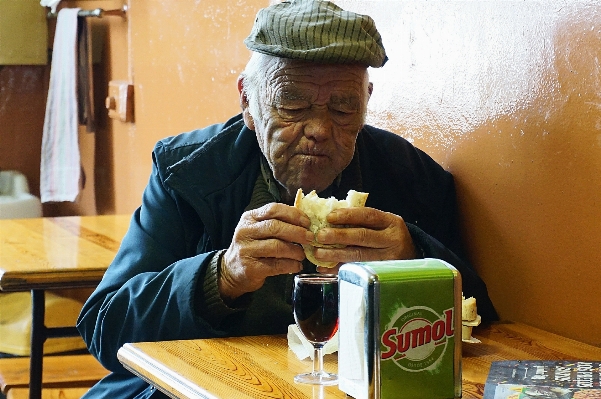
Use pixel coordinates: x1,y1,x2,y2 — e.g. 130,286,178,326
0,0,119,216
355,0,601,346
2,0,599,345
108,0,262,213
0,65,47,198
365,1,601,345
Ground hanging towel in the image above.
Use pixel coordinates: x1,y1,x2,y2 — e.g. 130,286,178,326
40,8,81,203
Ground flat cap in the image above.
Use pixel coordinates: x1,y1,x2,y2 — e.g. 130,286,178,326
244,0,388,68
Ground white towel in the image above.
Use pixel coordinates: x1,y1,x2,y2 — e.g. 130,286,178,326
40,8,81,203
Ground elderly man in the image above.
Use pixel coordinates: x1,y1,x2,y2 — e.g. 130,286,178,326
77,1,497,397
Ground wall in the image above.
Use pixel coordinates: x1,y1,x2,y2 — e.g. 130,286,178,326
106,0,261,213
1,0,599,345
0,0,121,216
0,65,47,198
122,0,601,346
348,0,601,346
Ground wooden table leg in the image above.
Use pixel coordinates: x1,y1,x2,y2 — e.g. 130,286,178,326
29,290,45,399
28,290,86,399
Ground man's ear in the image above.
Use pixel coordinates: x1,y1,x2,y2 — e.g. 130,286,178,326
238,76,255,131
368,82,374,98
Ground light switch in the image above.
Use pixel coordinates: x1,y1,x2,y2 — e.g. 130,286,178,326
106,80,134,122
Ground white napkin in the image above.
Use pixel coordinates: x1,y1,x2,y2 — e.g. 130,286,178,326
287,324,338,360
338,280,368,399
338,280,366,380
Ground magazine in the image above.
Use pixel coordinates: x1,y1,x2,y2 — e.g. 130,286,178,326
483,360,601,399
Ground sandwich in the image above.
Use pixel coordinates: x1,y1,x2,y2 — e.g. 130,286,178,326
294,188,369,268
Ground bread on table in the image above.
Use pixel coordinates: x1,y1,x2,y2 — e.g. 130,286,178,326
462,295,482,343
294,188,368,268
462,296,478,321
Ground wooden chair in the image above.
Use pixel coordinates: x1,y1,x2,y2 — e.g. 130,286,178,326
0,354,108,399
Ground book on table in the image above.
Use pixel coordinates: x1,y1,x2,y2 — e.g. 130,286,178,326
483,360,601,399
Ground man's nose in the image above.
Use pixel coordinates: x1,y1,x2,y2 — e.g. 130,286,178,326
303,106,333,141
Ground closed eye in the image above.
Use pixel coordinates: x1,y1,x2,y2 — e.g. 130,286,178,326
276,106,308,120
331,109,355,116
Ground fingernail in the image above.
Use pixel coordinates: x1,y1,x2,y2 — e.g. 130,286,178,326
327,210,339,222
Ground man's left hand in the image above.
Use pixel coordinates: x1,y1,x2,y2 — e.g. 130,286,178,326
311,207,417,272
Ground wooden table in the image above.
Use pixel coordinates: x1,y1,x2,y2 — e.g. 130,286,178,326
117,321,601,399
0,215,130,399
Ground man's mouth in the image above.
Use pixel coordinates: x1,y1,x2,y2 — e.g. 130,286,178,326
297,145,329,156
297,152,328,159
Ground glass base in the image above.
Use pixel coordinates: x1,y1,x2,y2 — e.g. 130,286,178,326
294,371,338,385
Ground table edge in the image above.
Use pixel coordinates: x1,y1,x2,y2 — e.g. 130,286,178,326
118,343,219,399
0,270,106,292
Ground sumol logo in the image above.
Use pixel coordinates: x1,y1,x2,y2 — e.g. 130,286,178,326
381,306,454,372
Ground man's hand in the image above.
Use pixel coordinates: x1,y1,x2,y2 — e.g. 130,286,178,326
219,203,314,302
311,207,417,271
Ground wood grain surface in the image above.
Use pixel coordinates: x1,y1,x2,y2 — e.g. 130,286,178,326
0,355,108,393
119,321,601,399
0,215,130,291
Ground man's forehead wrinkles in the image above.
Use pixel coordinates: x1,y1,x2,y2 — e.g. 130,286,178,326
265,67,367,106
276,91,310,103
269,79,313,102
269,88,363,108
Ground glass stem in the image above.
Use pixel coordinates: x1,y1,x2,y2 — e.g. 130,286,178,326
313,345,324,376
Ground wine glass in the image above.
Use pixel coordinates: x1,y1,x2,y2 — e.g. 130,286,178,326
292,274,339,385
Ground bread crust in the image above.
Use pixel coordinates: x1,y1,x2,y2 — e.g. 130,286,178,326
294,188,369,268
293,188,304,209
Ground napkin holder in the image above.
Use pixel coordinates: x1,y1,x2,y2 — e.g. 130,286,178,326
338,259,462,399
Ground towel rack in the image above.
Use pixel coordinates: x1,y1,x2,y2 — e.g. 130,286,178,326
47,5,128,19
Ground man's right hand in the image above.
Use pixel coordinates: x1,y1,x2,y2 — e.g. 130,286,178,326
219,203,314,302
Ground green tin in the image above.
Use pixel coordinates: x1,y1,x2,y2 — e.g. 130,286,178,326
338,258,462,399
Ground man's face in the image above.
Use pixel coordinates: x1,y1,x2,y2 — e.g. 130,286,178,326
241,58,371,200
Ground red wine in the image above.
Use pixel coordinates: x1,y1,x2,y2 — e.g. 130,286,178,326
293,277,339,345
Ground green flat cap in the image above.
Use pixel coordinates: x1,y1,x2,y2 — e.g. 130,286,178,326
244,0,388,68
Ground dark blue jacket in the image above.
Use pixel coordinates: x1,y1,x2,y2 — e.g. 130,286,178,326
77,114,496,398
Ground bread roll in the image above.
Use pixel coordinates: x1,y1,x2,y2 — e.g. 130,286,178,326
294,188,369,268
461,295,481,342
462,296,478,321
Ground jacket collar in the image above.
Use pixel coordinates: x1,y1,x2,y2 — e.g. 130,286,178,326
163,116,262,247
